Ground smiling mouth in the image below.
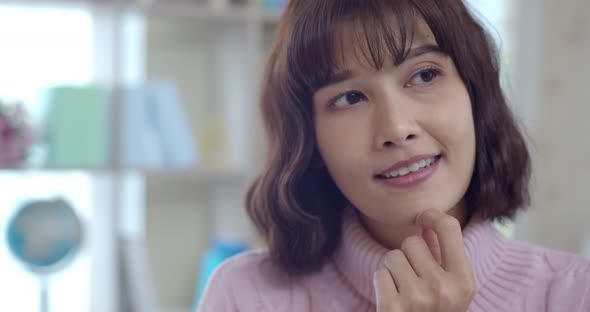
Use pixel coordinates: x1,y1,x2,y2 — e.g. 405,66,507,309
376,155,442,179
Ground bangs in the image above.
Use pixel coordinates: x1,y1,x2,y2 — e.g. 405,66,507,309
289,0,419,93
287,0,454,95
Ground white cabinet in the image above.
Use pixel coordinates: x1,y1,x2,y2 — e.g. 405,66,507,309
0,0,279,310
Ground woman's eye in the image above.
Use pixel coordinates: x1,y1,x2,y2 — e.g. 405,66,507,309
330,91,366,108
407,67,441,87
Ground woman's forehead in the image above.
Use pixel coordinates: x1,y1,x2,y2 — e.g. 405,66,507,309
331,17,438,71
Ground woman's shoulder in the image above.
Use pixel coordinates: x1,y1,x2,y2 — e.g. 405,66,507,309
208,248,272,281
508,238,590,274
537,247,590,311
538,244,590,274
196,249,266,311
505,239,590,311
196,249,308,312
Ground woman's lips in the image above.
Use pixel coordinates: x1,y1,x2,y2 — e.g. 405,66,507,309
376,155,442,188
376,154,441,177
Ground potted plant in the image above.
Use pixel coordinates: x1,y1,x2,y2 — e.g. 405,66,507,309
0,100,33,168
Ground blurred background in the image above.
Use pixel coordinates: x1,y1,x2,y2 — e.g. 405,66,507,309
0,0,587,311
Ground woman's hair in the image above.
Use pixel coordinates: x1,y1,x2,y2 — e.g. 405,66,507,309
246,0,531,274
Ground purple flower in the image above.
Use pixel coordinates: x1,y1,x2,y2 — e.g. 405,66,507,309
0,102,33,168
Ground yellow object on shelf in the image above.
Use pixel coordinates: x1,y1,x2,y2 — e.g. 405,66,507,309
199,113,229,171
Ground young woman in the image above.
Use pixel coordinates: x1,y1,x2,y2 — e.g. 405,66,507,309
198,0,590,311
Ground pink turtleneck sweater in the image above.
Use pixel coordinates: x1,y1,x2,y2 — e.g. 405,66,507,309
197,214,590,311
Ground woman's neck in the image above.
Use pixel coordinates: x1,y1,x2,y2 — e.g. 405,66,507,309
356,202,468,250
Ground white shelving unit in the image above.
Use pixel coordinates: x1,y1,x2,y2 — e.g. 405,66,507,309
140,3,278,307
0,0,281,310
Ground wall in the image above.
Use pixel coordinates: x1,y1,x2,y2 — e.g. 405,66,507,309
514,0,590,255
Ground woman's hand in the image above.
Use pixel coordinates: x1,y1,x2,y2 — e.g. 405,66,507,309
373,209,475,312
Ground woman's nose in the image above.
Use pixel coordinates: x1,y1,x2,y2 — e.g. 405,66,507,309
373,93,420,149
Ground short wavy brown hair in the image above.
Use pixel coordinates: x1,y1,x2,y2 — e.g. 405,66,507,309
246,0,531,274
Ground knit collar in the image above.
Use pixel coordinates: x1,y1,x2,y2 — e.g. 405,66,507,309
332,209,508,305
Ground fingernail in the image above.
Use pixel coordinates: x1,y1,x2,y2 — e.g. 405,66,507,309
374,270,386,290
415,212,424,225
373,271,378,285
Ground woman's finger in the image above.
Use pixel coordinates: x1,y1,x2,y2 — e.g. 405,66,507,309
400,235,441,277
383,249,418,292
415,209,469,274
421,227,442,265
374,268,400,312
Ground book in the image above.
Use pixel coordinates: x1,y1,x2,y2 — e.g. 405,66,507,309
44,86,110,168
120,81,198,169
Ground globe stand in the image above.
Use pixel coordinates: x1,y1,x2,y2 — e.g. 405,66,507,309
40,275,50,312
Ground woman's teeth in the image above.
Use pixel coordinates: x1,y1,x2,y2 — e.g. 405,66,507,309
381,157,437,179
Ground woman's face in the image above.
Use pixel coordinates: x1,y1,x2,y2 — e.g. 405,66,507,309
313,20,476,241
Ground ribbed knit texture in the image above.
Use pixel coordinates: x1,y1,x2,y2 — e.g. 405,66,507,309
197,213,590,312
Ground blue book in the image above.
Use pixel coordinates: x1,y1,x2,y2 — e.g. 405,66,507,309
148,81,198,168
121,86,164,168
120,81,198,169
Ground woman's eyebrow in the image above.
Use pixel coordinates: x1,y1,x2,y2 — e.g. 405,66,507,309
323,70,355,89
397,44,444,65
322,44,443,88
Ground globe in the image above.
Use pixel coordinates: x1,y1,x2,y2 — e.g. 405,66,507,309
5,198,83,274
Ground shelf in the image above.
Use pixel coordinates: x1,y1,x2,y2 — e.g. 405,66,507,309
144,167,254,186
161,308,193,312
0,0,283,24
0,166,254,183
136,1,282,24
